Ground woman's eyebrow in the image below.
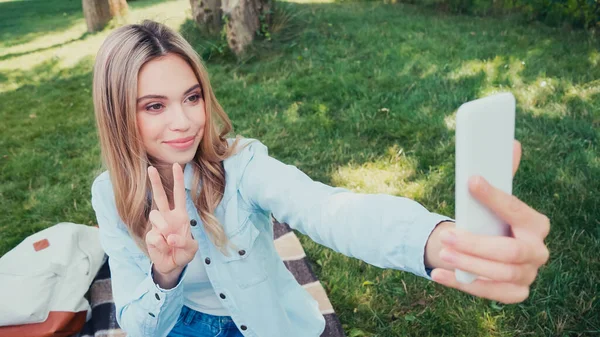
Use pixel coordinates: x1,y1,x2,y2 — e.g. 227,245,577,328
137,84,201,103
183,84,201,96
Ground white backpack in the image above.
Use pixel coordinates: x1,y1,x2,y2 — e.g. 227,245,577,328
0,222,105,334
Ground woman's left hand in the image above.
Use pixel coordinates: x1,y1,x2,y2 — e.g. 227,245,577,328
431,141,550,304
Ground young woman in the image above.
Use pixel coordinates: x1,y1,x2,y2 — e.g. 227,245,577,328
91,20,550,337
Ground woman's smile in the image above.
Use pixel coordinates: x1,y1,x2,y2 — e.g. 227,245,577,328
164,136,196,150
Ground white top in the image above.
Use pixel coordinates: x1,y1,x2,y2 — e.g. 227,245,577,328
180,249,228,316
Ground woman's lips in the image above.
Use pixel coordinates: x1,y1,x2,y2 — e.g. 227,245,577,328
164,136,195,150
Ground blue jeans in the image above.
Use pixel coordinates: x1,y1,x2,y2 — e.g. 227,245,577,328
168,306,244,337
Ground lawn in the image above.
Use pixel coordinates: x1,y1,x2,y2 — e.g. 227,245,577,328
1,0,599,335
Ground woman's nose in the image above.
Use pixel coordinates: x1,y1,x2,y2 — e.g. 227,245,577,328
168,104,191,131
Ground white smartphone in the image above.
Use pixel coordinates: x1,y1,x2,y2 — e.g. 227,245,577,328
455,92,516,284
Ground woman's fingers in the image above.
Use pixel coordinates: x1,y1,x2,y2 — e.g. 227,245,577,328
151,211,194,247
172,163,187,212
146,229,169,254
148,228,197,267
512,140,522,177
167,233,198,250
149,210,169,232
166,233,191,248
439,248,538,285
431,268,530,304
469,176,551,240
148,166,170,212
441,228,550,266
168,233,199,266
147,164,197,269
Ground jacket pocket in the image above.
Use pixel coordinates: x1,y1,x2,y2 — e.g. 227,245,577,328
222,214,268,289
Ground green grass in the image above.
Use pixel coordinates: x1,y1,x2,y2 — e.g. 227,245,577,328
1,0,599,336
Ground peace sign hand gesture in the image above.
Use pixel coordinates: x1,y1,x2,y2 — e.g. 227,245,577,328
145,163,199,286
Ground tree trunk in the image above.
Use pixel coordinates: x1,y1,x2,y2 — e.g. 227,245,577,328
82,0,112,32
190,0,223,34
223,0,272,55
108,0,129,17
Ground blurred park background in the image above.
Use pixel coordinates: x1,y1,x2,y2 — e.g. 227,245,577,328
1,0,599,335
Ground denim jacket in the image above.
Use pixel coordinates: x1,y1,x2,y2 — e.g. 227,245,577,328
91,138,452,337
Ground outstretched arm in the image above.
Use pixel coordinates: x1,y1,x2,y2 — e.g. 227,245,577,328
238,141,453,279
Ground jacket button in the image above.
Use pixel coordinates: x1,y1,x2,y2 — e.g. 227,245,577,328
155,293,160,300
148,312,155,317
190,219,197,226
219,293,226,299
205,257,211,265
241,325,247,331
238,249,246,256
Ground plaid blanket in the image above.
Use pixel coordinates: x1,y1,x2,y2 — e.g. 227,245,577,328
73,221,345,337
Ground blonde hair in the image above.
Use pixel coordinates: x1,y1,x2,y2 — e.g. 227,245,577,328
93,20,241,254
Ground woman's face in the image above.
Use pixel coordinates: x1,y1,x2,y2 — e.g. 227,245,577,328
136,53,206,167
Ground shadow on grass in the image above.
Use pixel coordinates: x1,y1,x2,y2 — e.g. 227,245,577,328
0,0,84,48
0,0,178,49
0,31,91,61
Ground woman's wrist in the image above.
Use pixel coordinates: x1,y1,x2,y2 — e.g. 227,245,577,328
424,221,455,270
152,265,184,290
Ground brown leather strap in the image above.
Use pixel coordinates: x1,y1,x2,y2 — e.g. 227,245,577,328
0,311,87,337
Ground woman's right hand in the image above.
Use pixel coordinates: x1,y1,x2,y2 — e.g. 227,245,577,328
145,163,198,285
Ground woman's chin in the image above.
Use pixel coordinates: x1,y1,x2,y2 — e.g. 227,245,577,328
173,153,196,165
154,151,196,166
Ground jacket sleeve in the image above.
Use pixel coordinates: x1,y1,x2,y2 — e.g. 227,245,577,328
237,140,453,279
91,175,187,337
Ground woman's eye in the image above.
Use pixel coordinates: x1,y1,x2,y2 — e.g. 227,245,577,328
146,103,163,112
187,94,201,103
